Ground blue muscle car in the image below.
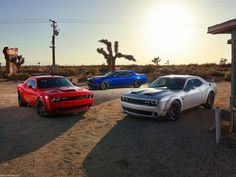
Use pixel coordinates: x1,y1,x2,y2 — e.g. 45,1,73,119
87,70,148,90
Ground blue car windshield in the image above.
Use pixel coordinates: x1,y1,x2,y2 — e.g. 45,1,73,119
104,72,116,77
149,77,187,90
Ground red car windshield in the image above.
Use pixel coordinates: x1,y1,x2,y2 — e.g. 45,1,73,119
37,78,73,89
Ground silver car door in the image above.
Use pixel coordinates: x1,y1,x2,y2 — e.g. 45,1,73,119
183,79,202,109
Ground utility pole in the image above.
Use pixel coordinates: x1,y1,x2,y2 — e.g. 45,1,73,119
49,19,59,74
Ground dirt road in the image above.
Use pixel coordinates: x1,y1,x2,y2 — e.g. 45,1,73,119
0,81,235,177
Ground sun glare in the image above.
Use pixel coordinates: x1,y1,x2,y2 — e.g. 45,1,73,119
146,3,195,56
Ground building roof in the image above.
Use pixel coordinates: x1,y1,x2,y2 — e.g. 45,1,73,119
208,19,236,34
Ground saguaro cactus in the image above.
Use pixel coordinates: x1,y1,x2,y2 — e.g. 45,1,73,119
97,39,136,71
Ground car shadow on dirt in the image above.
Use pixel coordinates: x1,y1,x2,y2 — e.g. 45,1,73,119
0,106,83,163
83,108,236,177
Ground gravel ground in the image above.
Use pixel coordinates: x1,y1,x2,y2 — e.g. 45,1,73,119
0,81,236,177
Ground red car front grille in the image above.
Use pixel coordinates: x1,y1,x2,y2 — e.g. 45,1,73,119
60,95,90,102
58,104,91,112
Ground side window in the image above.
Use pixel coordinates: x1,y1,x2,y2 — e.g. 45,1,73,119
185,79,195,90
118,72,130,77
31,80,36,89
157,78,166,87
26,79,36,89
26,80,32,87
193,79,203,87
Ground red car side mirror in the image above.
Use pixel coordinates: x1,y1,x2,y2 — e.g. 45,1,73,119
28,85,33,89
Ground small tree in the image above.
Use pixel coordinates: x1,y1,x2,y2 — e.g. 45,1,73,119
12,55,25,73
97,39,136,71
165,60,169,66
152,57,161,66
219,58,227,65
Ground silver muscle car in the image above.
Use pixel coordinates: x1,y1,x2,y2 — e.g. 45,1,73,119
121,75,217,121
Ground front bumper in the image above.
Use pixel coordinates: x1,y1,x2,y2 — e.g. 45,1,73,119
44,98,94,115
121,101,167,118
87,81,100,89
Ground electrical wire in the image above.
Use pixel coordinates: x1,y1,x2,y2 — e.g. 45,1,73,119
0,18,212,29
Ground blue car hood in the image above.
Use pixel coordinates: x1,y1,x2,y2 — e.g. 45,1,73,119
88,76,106,81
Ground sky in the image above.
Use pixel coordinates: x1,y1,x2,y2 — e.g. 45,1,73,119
0,0,236,66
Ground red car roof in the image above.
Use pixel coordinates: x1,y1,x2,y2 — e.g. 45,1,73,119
30,75,64,80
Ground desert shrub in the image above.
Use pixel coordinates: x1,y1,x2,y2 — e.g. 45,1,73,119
225,71,231,81
158,67,174,75
202,63,217,68
0,72,8,79
59,68,78,76
78,75,88,82
207,69,225,77
191,70,208,79
141,65,157,74
99,64,109,73
7,73,31,81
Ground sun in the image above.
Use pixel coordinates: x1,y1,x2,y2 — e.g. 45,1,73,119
146,3,195,56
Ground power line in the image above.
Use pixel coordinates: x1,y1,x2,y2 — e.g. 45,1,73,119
0,18,211,29
0,18,48,24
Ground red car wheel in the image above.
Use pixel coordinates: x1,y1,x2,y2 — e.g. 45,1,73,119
36,99,47,118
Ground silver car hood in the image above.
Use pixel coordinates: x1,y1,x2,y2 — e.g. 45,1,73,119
123,87,180,100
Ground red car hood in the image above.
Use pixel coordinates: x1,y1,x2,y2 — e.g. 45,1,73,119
39,86,92,97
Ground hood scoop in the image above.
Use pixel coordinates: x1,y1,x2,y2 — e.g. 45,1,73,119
58,89,76,92
143,93,153,96
130,90,145,94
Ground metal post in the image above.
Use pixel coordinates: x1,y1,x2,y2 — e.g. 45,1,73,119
215,107,221,144
230,31,236,109
49,19,59,74
52,35,55,66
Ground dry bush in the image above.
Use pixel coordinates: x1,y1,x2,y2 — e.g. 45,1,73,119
225,71,231,81
207,69,225,77
7,73,31,81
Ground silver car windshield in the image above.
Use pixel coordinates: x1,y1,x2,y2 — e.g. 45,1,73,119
149,77,187,90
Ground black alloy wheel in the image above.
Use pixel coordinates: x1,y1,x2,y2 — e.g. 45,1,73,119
203,92,215,109
133,80,141,88
167,100,181,121
36,99,47,117
100,81,109,90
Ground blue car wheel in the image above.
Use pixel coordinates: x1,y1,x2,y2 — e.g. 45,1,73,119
100,81,109,90
133,80,142,88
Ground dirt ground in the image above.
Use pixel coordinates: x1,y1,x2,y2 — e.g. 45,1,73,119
0,81,236,177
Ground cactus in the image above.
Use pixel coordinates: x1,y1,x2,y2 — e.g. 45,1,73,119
15,55,25,73
97,39,136,71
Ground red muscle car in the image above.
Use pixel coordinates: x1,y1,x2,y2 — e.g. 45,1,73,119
17,75,94,117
